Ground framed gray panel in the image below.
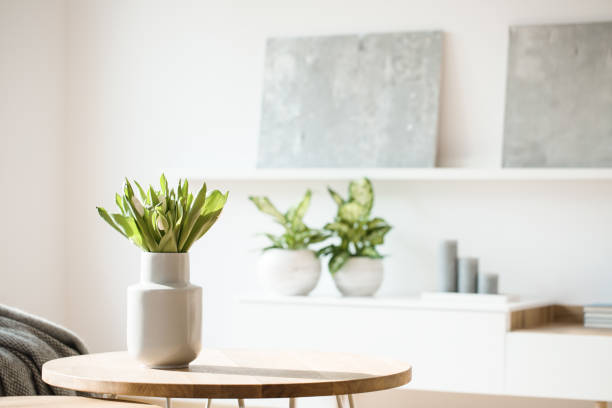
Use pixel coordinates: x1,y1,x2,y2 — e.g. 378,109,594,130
503,21,612,167
257,31,443,168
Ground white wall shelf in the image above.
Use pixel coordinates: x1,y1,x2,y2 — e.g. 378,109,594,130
167,168,612,182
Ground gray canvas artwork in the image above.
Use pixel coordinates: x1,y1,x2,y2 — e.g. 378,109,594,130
257,31,443,168
503,21,612,167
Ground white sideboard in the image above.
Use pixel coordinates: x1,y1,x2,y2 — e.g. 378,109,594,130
236,296,612,404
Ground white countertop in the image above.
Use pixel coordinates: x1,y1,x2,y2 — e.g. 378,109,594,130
239,295,551,313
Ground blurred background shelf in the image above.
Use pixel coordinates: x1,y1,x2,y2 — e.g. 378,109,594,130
167,168,612,182
510,304,612,337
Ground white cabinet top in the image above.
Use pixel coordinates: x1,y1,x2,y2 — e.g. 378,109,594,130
239,295,551,313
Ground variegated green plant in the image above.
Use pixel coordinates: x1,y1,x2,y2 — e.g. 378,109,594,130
97,174,228,252
318,178,391,274
249,190,329,251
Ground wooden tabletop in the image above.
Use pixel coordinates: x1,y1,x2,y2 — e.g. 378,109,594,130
42,350,411,399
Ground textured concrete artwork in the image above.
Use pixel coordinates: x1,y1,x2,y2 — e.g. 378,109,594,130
257,31,443,168
503,21,612,167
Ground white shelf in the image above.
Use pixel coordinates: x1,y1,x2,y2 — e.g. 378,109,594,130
167,168,612,182
238,295,551,313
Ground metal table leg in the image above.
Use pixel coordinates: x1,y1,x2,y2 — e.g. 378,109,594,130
207,399,213,408
165,397,172,408
336,395,355,408
238,399,245,408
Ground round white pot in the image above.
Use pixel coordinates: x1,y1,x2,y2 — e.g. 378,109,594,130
257,249,321,296
333,257,384,297
127,252,202,368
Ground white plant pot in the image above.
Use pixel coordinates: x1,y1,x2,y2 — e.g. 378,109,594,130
257,249,321,296
127,252,202,368
333,257,384,296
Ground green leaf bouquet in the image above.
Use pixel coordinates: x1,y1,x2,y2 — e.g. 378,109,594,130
97,174,228,252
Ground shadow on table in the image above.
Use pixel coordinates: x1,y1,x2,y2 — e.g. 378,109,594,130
167,365,374,380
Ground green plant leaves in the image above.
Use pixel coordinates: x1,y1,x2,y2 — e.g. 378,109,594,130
97,174,228,253
367,217,387,229
305,231,328,244
250,189,328,251
134,181,147,202
348,178,373,214
316,245,335,257
323,178,392,273
115,194,125,214
324,222,350,235
365,225,391,246
334,178,373,223
160,174,168,196
249,196,285,224
248,178,391,274
265,233,284,248
329,250,350,274
359,246,382,258
338,201,368,223
327,188,344,206
180,190,229,252
157,229,178,252
112,213,145,249
97,207,126,237
294,190,311,220
178,183,207,250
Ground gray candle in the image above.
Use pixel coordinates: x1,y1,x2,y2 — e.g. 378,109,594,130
478,273,499,294
436,240,457,292
457,257,478,293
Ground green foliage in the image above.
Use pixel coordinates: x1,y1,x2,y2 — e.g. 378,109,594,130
97,174,228,253
318,178,391,274
249,190,329,251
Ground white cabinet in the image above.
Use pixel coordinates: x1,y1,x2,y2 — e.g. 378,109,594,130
237,297,612,403
237,297,545,395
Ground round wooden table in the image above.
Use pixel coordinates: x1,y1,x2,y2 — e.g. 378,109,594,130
42,350,411,408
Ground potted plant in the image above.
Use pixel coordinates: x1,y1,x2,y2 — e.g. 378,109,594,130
249,190,328,295
318,178,391,296
97,174,228,368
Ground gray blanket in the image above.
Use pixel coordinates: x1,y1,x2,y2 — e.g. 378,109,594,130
0,304,88,396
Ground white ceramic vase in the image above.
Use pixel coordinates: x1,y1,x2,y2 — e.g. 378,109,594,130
127,252,202,368
257,249,321,295
333,257,384,296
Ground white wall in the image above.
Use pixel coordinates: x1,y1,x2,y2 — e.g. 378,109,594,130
0,1,609,406
0,0,67,324
63,0,612,353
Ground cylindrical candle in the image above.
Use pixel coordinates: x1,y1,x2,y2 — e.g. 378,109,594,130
436,240,458,292
457,257,478,293
478,273,499,294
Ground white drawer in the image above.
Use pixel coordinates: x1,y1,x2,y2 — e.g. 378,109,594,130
505,331,612,401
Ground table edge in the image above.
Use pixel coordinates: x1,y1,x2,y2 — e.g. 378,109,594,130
42,355,412,399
